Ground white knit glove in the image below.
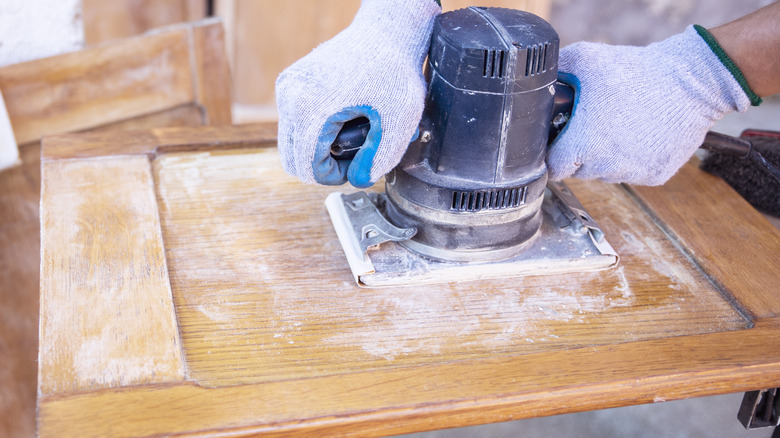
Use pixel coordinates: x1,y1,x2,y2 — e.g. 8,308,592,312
547,25,755,186
275,0,440,188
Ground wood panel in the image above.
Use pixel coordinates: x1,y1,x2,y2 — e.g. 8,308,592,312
152,148,746,387
83,0,207,45
35,322,780,438
223,0,359,107
36,125,780,437
0,30,192,145
0,107,208,438
631,158,780,319
0,19,232,146
39,156,185,395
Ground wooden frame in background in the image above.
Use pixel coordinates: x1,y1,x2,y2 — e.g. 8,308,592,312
0,18,231,438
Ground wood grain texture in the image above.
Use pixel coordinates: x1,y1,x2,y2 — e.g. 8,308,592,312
224,0,360,106
1,117,207,438
631,159,780,319
2,18,229,437
1,114,211,438
0,30,194,145
36,126,780,437
0,19,232,146
83,0,207,45
191,19,234,125
42,122,277,160
83,103,205,134
38,156,185,395
36,320,780,438
153,148,746,387
183,0,207,21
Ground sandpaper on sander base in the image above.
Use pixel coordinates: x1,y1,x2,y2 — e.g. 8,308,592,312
326,185,619,288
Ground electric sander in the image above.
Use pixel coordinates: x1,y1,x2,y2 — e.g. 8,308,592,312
326,7,619,286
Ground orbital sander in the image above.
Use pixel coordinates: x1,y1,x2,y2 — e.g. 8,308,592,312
326,7,619,287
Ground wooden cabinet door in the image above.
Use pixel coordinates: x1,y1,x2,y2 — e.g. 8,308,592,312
37,123,780,437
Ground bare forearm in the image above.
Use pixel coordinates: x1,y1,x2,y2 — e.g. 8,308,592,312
710,1,780,97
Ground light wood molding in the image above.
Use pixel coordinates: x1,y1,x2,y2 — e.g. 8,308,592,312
0,18,232,146
41,123,276,160
190,19,234,125
39,157,185,395
36,321,780,438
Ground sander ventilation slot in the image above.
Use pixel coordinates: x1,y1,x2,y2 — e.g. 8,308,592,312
451,187,526,211
483,49,506,78
525,43,549,76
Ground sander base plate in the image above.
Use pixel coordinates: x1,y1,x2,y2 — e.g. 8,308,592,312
326,182,619,288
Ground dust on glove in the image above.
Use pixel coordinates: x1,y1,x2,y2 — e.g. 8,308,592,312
548,25,753,186
275,0,440,188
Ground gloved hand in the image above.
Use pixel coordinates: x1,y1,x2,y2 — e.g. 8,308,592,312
547,25,756,186
275,0,440,188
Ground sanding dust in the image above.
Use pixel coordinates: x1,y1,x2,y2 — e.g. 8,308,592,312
320,269,634,361
74,329,160,387
620,229,699,290
151,149,749,386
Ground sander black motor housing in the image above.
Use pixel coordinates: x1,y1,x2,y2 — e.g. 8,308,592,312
383,7,563,262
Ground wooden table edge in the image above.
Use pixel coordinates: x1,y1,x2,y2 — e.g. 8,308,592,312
40,122,278,161
37,319,780,437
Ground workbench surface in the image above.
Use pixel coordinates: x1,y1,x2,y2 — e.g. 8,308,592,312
37,124,780,437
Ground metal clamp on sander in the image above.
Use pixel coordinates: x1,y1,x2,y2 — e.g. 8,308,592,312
326,7,618,287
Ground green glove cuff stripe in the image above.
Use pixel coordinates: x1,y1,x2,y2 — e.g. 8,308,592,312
693,24,762,107
433,0,441,5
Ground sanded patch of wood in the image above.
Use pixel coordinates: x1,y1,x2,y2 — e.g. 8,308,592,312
153,149,747,387
39,157,185,395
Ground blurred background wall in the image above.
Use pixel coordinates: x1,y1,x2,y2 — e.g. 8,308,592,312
550,0,774,46
0,0,82,68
